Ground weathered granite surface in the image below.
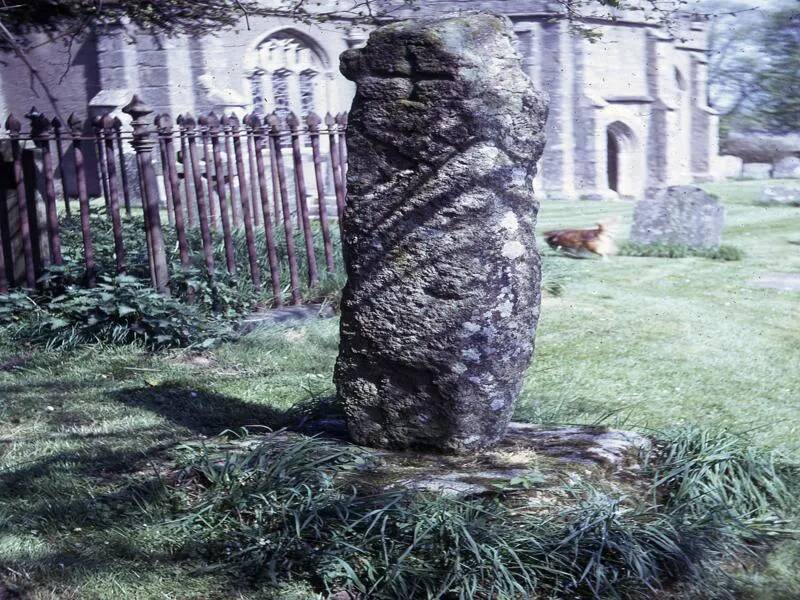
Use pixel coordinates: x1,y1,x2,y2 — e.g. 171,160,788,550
629,185,725,249
334,14,548,453
179,424,652,502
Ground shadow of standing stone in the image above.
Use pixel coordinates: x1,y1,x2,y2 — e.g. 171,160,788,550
334,15,548,454
630,185,725,250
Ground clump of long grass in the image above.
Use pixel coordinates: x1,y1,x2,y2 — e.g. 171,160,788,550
644,427,795,541
167,426,797,599
618,241,743,261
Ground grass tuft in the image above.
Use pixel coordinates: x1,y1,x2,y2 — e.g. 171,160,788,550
618,240,744,261
618,241,744,261
165,426,798,599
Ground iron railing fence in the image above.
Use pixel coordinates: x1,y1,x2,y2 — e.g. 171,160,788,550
0,95,348,306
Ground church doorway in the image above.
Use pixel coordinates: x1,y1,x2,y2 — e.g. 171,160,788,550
605,121,639,198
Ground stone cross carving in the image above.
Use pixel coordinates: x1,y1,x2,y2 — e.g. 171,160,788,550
334,14,548,454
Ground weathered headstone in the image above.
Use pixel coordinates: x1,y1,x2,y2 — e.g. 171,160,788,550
757,185,800,207
742,162,773,180
334,14,548,453
772,156,800,179
629,186,725,249
713,154,743,179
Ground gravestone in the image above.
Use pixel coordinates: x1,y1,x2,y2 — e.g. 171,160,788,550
713,154,743,179
629,186,725,249
757,186,800,207
742,162,773,180
772,156,800,179
334,14,548,454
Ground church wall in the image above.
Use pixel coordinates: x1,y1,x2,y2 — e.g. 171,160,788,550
0,6,719,201
0,32,100,123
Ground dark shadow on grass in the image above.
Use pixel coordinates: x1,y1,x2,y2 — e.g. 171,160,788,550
0,383,348,596
106,383,298,436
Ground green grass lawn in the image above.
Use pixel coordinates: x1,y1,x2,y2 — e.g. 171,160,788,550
1,179,798,598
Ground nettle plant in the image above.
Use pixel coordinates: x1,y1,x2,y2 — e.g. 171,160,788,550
2,276,231,350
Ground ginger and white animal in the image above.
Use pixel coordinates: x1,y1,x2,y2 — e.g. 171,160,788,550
543,219,619,259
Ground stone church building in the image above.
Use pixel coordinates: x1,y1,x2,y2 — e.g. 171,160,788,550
0,0,720,200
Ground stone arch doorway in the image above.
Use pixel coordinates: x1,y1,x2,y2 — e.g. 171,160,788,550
247,29,332,119
606,121,639,198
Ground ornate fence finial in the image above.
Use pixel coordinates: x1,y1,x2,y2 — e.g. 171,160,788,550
5,114,21,134
159,113,173,129
67,113,82,133
324,112,335,129
306,112,321,132
266,112,281,133
51,116,62,130
112,115,123,131
25,106,43,121
102,113,116,132
286,111,300,131
122,95,155,146
27,109,51,143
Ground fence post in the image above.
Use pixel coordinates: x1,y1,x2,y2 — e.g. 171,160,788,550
326,112,346,233
122,96,170,295
0,222,6,292
307,112,335,273
30,111,63,266
67,113,96,287
112,117,133,217
92,115,111,213
197,114,219,231
229,114,261,290
208,112,236,274
157,114,192,294
287,112,319,288
6,114,37,288
176,115,197,227
155,115,175,227
0,192,7,291
102,114,126,273
51,117,71,217
337,111,348,198
267,113,301,305
183,114,216,279
244,118,261,228
247,114,282,305
221,115,242,229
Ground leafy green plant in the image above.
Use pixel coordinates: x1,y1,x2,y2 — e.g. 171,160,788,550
5,275,231,350
618,242,743,261
0,291,41,325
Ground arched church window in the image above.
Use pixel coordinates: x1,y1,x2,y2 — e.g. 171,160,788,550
248,30,330,120
299,70,317,117
250,68,266,116
272,69,291,121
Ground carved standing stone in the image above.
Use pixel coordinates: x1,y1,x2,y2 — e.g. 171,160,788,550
334,15,548,453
